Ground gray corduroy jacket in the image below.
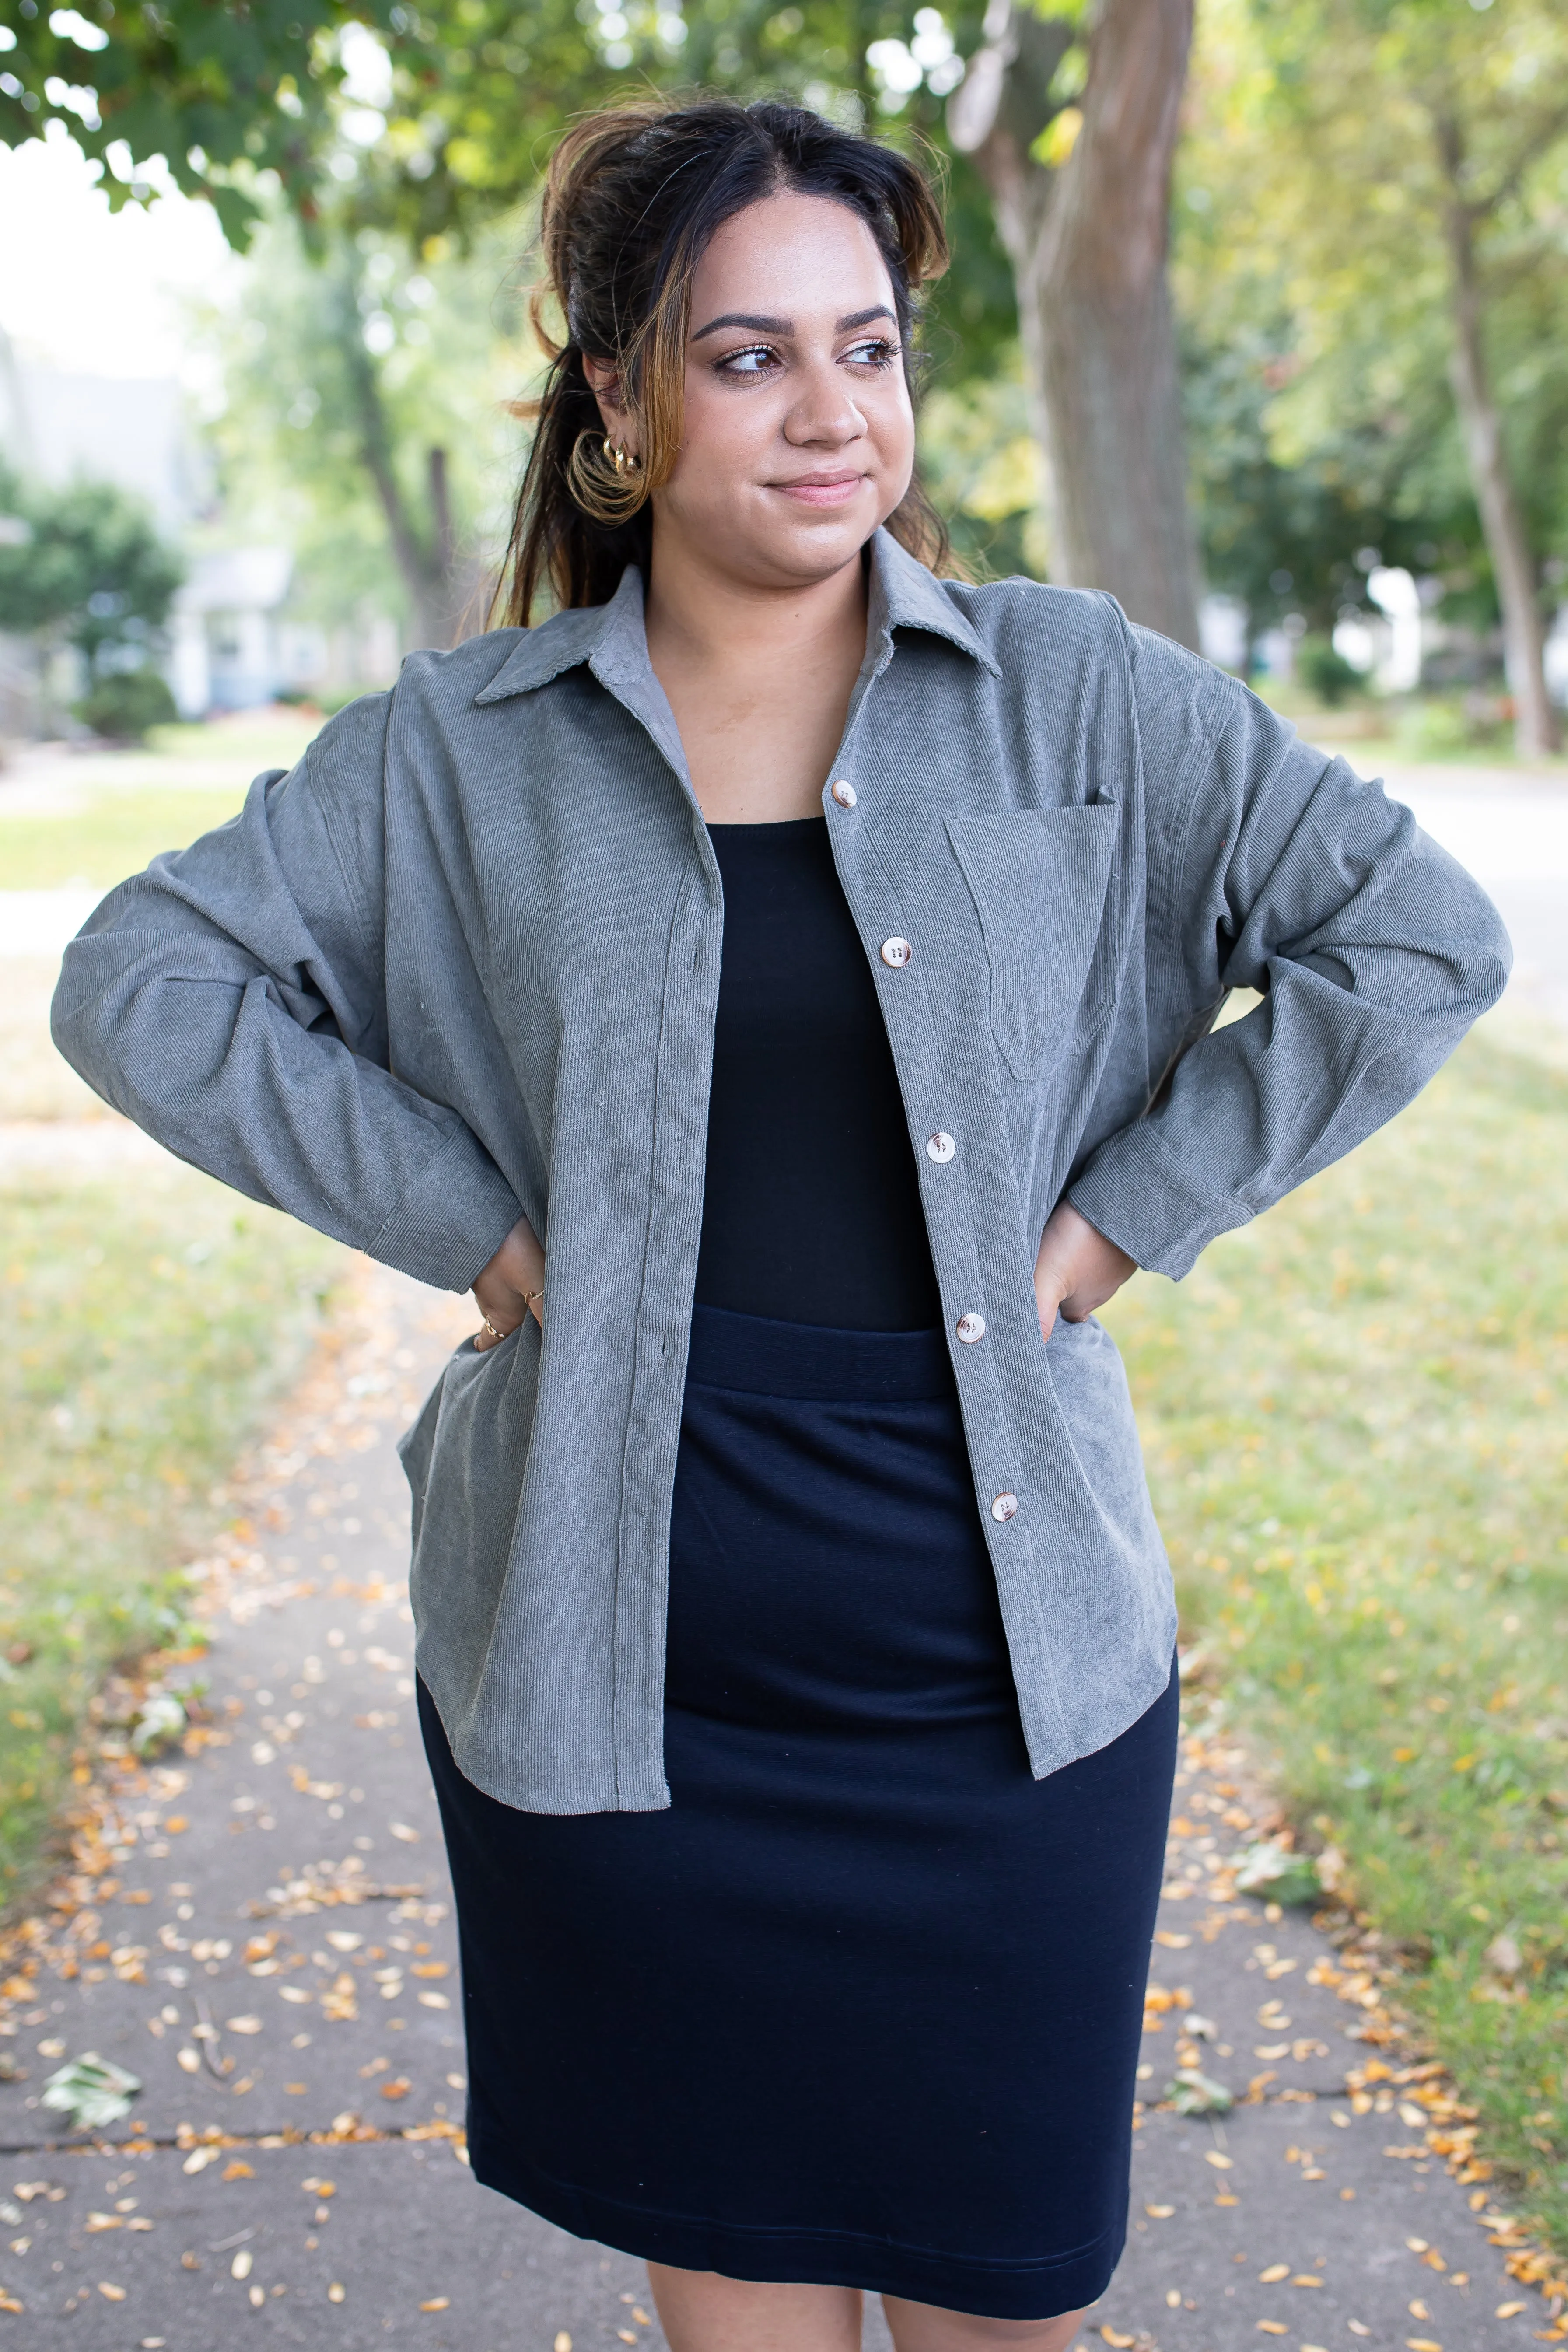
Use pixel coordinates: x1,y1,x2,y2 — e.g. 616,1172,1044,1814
53,531,1510,1813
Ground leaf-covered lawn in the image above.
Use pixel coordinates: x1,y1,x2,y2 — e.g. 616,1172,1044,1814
0,1167,343,1901
1105,1030,1568,2250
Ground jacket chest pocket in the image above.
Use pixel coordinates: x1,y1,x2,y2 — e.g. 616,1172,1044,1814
946,806,1121,1083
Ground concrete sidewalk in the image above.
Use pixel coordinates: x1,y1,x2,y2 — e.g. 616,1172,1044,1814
0,1266,1552,2349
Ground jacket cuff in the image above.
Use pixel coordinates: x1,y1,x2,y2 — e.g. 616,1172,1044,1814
370,1125,526,1293
1066,1119,1253,1281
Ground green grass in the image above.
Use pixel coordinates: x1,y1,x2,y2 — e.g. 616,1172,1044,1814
1104,1031,1568,2246
138,716,320,767
0,1167,343,1900
0,787,248,892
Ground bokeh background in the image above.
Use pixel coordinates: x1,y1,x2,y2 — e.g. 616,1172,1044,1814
0,0,1566,2288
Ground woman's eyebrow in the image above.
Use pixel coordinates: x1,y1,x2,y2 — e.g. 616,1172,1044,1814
691,312,791,341
690,303,897,342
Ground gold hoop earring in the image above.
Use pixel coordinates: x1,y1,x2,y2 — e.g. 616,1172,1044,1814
603,436,642,478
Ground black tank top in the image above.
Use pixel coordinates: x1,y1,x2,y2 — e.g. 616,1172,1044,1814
692,819,942,1332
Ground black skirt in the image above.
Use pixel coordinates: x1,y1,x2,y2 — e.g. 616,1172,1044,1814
421,1304,1177,2320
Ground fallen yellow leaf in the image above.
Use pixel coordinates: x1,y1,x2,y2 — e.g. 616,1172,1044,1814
1205,2151,1234,2170
222,2162,253,2181
1409,2301,1430,2321
1495,2305,1525,2320
98,2283,126,2301
554,2336,572,2352
1154,1931,1192,1949
1144,2204,1174,2219
1099,2331,1135,2349
420,2300,450,2313
1257,2325,1288,2337
1292,2275,1323,2287
0,2295,20,2314
328,2283,346,2304
1259,2264,1289,2283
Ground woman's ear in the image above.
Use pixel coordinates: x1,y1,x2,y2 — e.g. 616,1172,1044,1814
581,355,638,460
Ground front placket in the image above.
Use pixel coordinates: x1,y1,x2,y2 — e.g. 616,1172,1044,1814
819,681,1072,1776
587,647,729,1807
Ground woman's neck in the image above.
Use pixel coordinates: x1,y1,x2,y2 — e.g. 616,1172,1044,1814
643,532,869,683
642,536,871,825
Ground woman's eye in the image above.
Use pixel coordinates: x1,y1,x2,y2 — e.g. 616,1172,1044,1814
715,344,779,378
844,338,900,370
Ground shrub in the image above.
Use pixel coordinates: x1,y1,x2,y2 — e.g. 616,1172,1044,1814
76,670,178,744
1297,635,1364,707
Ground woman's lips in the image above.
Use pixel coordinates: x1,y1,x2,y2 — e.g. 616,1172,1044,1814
770,473,868,507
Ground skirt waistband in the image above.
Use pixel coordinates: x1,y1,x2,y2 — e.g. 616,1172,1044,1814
686,1303,952,1404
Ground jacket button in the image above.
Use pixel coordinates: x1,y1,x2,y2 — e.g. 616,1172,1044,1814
955,1312,986,1344
831,779,857,808
880,936,913,968
926,1131,956,1163
991,1492,1019,1523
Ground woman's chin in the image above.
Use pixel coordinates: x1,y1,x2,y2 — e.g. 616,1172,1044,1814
665,508,881,593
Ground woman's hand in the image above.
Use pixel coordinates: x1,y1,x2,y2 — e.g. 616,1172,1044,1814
472,1216,546,1351
1033,1201,1136,1346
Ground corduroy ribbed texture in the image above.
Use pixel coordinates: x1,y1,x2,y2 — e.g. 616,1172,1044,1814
51,532,1511,1812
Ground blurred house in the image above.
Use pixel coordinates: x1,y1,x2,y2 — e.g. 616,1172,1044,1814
171,547,296,715
1545,611,1568,710
0,342,399,725
165,550,400,714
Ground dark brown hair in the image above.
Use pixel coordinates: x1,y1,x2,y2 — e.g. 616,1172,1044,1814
492,95,956,626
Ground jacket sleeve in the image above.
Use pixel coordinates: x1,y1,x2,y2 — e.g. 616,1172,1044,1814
50,693,525,1293
1065,626,1512,1279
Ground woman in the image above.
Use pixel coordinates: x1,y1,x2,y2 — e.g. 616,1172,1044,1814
54,96,1507,2352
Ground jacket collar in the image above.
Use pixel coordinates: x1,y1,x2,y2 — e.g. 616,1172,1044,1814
866,527,1001,676
472,563,647,702
471,527,998,705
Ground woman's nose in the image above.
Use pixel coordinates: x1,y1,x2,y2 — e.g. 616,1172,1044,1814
783,359,867,446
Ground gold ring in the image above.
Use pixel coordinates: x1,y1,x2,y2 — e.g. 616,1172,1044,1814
480,1314,506,1341
523,1285,544,1305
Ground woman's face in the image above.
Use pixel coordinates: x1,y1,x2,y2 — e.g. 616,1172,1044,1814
595,189,917,594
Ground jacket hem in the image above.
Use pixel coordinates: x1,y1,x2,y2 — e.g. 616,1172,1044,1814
418,1673,672,1816
1028,1628,1179,1782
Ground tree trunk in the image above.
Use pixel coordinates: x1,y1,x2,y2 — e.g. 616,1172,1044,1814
336,273,456,650
1434,117,1560,758
951,0,1200,648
